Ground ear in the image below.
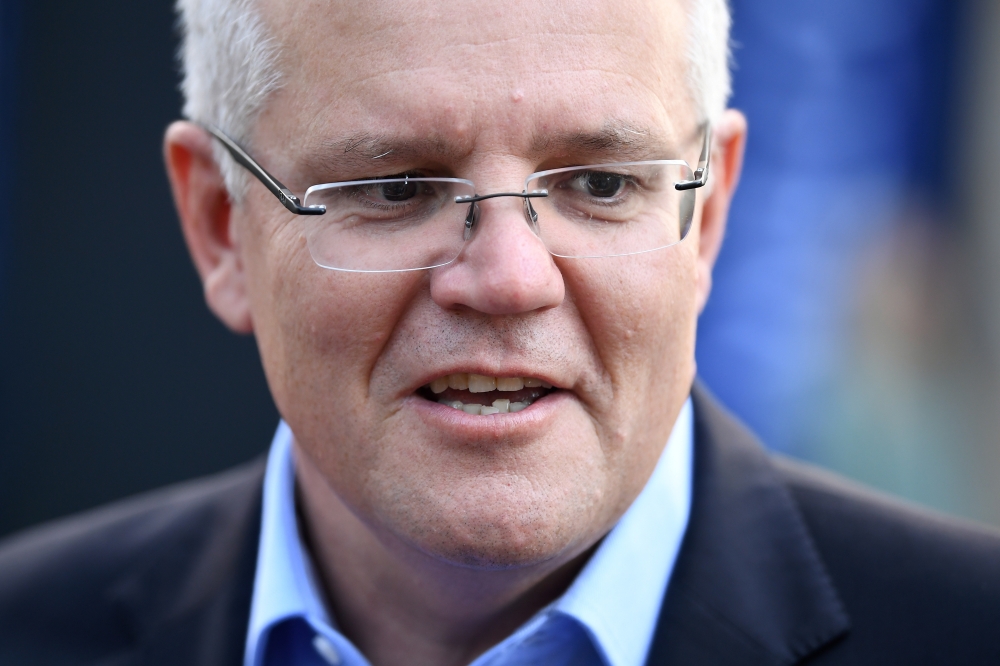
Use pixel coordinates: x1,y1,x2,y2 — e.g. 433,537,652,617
164,121,254,333
694,109,747,314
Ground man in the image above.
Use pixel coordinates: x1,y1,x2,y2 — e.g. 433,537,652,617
1,0,999,664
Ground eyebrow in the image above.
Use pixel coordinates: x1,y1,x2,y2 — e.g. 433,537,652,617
299,132,462,179
530,121,679,160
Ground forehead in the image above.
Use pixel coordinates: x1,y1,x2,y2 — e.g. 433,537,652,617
259,0,694,162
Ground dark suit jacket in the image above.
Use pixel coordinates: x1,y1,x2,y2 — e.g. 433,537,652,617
3,384,1000,665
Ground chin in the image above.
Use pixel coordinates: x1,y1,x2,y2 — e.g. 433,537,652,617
370,465,609,571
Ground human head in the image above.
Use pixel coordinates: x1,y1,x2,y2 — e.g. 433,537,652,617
165,0,746,571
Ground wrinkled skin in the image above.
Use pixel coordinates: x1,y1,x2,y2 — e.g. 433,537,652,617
165,0,746,663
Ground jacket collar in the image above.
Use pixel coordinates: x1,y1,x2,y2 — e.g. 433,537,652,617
109,459,266,666
647,382,850,665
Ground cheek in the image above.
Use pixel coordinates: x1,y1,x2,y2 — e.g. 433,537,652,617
240,213,425,459
560,245,698,447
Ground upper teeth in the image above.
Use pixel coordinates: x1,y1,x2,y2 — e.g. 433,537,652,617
429,374,552,394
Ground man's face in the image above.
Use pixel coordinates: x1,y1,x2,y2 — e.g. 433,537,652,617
236,0,714,567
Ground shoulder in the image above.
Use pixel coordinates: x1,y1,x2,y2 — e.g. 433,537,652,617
0,458,265,664
665,382,1000,664
775,454,1000,578
774,454,1000,661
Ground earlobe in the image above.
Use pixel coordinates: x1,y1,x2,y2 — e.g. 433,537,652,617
694,109,747,314
164,121,254,334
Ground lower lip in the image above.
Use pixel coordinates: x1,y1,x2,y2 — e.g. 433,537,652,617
406,390,572,436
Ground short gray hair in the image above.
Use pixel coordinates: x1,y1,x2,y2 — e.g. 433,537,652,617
176,0,732,201
687,0,733,126
176,0,283,200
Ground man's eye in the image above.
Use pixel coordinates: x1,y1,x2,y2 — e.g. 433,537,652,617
377,180,418,202
574,172,627,198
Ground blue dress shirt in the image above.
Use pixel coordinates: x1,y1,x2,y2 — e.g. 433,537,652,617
244,399,693,666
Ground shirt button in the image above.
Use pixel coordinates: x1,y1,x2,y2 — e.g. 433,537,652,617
312,634,342,665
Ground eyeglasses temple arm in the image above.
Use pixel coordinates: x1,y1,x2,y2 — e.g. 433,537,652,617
674,124,712,192
200,124,326,215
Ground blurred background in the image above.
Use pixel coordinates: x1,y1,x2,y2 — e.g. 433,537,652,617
0,0,998,539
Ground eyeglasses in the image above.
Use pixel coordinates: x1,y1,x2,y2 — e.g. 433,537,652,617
204,124,711,273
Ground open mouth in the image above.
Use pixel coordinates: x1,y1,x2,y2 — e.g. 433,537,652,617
418,373,555,415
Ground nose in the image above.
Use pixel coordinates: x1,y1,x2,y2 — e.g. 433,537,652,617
430,196,565,315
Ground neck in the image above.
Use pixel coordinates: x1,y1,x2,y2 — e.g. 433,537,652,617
294,447,594,666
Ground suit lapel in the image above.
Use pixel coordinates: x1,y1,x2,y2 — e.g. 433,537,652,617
647,383,850,665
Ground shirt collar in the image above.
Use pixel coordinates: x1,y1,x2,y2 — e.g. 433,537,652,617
553,398,692,666
244,420,332,666
245,399,692,666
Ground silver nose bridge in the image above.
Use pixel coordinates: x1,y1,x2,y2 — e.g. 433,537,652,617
455,190,548,241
